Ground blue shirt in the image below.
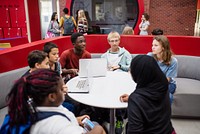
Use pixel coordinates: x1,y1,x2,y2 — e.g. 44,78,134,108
147,52,178,84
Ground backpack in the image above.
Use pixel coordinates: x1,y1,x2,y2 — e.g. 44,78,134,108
63,16,74,35
0,111,70,134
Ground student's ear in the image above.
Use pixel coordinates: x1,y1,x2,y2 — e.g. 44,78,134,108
35,63,40,69
48,93,56,103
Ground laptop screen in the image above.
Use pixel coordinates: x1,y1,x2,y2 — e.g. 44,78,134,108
79,58,107,77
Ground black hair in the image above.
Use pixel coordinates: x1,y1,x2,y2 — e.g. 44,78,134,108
63,8,69,14
7,69,62,126
43,42,58,55
27,50,48,68
71,32,84,44
151,28,164,35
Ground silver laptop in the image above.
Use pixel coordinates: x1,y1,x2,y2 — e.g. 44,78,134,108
79,58,107,78
68,78,90,93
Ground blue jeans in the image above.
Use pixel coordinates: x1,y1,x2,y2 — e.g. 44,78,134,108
169,83,176,104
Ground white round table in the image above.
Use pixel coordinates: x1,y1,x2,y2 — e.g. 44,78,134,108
67,71,136,134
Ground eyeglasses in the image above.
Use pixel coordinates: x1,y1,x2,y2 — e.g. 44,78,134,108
109,39,119,43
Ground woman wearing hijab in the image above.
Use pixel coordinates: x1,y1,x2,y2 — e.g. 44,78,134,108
120,55,175,134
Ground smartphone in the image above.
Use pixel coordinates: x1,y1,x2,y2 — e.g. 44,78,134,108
82,118,95,132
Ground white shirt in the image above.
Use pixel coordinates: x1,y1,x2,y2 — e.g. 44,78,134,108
30,105,84,134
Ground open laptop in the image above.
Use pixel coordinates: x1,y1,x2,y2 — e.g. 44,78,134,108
68,78,90,93
78,58,107,78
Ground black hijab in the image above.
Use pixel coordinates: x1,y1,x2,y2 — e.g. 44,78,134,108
130,55,168,101
127,55,173,134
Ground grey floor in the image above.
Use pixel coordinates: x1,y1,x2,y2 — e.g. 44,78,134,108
171,118,200,134
1,106,200,134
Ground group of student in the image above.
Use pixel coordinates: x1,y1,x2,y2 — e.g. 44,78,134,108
46,8,89,37
0,30,177,133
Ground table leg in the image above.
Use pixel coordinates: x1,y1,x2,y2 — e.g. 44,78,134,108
110,109,116,134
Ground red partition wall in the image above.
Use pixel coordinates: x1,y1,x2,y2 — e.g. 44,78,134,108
0,28,4,39
0,35,200,73
0,0,27,39
0,7,11,28
3,28,22,38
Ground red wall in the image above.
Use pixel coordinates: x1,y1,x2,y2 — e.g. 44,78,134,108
0,0,27,38
0,35,200,73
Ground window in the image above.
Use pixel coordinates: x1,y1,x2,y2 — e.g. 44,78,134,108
72,0,138,34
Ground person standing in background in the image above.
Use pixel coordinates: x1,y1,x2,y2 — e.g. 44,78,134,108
139,13,150,35
60,8,77,36
47,12,61,37
77,10,88,34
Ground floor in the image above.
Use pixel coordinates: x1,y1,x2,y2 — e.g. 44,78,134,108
171,118,200,134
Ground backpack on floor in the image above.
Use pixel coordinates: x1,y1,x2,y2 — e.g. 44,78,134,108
63,16,74,35
0,111,70,134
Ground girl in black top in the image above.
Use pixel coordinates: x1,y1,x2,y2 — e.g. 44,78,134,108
120,55,175,134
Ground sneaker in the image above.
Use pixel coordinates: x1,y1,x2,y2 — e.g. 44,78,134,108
115,120,124,134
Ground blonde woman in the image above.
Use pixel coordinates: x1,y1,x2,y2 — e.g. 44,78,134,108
77,10,88,34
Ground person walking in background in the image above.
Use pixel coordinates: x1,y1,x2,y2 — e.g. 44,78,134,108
147,35,178,104
139,13,150,35
101,31,132,72
4,69,106,134
120,55,176,134
45,12,61,38
151,28,164,35
60,8,76,36
77,9,88,34
122,26,134,35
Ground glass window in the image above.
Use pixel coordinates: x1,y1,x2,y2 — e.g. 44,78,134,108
72,0,138,34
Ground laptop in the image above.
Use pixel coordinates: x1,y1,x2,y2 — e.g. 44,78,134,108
79,58,107,78
68,78,90,93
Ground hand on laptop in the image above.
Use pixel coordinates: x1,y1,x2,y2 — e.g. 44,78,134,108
70,69,79,75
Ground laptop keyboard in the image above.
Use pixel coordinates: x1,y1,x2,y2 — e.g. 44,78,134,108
76,80,87,89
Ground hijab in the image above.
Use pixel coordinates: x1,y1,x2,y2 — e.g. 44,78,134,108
130,55,168,101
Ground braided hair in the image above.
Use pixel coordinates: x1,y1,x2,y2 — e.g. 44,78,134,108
7,69,62,126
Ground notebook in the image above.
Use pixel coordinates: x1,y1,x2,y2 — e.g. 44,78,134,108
79,58,107,78
68,78,90,93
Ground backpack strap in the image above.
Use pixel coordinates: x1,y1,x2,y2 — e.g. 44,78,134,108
37,111,71,122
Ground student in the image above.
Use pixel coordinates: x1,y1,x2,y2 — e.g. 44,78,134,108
43,42,62,75
101,31,132,72
5,69,105,134
151,28,164,35
147,35,178,104
122,26,134,35
22,50,49,76
77,9,88,34
59,8,77,36
120,55,175,134
59,32,91,116
59,32,91,81
139,13,150,35
46,12,61,37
